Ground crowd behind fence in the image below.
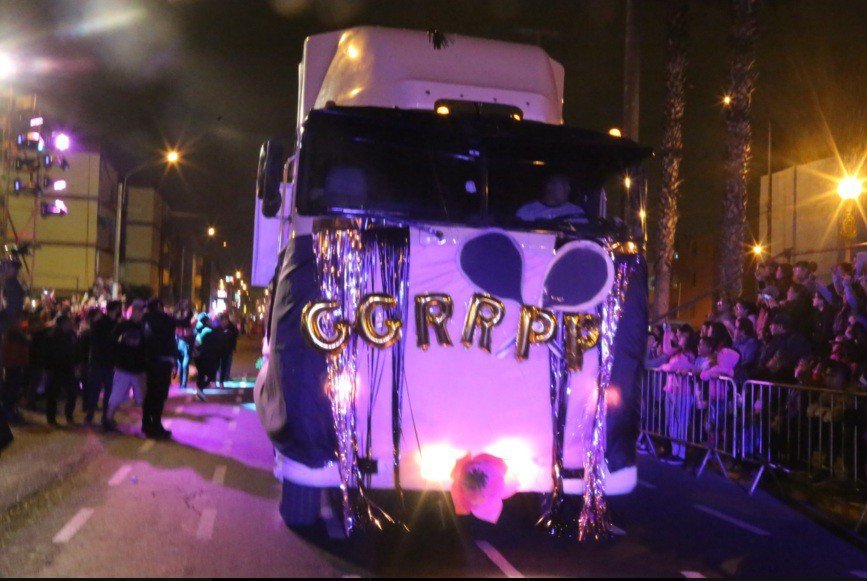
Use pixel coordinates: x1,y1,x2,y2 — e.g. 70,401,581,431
640,368,867,499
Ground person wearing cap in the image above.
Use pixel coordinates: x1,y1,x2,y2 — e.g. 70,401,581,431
104,300,148,432
757,312,812,381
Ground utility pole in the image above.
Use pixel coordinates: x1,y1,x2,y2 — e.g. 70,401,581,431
622,0,643,238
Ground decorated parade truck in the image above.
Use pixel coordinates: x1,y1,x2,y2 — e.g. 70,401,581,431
253,26,650,539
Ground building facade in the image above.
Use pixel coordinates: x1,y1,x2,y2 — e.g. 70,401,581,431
4,149,118,294
759,157,867,275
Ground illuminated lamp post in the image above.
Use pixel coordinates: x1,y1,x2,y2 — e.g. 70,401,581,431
114,150,182,295
837,175,862,261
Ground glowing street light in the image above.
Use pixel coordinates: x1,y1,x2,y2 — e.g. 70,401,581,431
235,270,242,279
752,244,765,257
624,176,632,189
722,94,733,107
0,53,17,80
207,226,216,237
608,127,623,138
837,175,863,201
165,149,180,164
436,105,450,115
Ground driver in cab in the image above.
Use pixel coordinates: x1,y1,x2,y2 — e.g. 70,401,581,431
517,174,588,223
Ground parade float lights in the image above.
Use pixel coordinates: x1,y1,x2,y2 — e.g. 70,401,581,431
418,438,540,488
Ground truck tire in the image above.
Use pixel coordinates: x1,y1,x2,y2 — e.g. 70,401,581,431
279,481,321,527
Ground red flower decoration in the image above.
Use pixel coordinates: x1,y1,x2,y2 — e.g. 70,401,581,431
450,453,514,523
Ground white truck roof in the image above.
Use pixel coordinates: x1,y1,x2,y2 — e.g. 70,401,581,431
298,26,565,128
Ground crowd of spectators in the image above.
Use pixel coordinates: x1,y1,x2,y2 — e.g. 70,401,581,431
645,256,867,467
647,257,867,390
0,262,243,455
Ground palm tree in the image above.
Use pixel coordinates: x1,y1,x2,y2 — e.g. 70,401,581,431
719,0,758,297
652,0,689,320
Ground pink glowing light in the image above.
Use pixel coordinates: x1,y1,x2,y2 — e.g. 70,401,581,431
54,133,71,152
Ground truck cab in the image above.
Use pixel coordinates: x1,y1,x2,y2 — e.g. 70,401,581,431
253,26,650,531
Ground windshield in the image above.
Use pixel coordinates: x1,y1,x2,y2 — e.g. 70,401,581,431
295,107,649,228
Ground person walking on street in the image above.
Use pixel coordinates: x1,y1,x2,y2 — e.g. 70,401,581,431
104,300,148,432
44,315,79,426
193,313,224,401
84,300,122,426
174,301,195,389
142,298,187,439
218,313,238,388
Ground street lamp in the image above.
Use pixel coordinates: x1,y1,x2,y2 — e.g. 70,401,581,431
752,243,765,257
207,226,216,237
837,175,863,259
0,53,17,80
608,127,623,138
722,94,733,107
114,149,183,295
837,175,862,201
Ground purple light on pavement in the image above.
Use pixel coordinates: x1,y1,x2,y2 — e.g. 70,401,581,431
53,179,67,191
54,133,71,152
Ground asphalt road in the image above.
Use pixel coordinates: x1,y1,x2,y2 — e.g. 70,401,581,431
1,360,865,576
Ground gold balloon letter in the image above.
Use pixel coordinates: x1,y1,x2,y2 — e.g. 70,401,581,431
461,294,505,353
414,293,454,350
301,301,351,354
564,313,601,372
356,293,402,349
515,306,557,361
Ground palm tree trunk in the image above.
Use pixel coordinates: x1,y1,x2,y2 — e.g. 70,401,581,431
652,0,689,320
719,0,758,297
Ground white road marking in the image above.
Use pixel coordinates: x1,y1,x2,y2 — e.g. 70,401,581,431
53,508,95,544
227,420,237,432
196,508,217,541
681,571,706,579
212,465,227,485
108,464,133,486
232,405,240,415
476,540,523,579
693,504,770,536
638,479,657,489
138,440,155,454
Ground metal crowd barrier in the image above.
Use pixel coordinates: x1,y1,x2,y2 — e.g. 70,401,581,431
741,380,866,492
640,368,742,480
641,368,867,531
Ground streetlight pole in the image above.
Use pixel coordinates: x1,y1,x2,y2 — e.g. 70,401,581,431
113,162,149,297
113,150,181,298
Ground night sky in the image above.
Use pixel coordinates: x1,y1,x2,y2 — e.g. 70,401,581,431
2,0,866,275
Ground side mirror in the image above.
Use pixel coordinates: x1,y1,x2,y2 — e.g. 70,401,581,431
256,139,288,218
